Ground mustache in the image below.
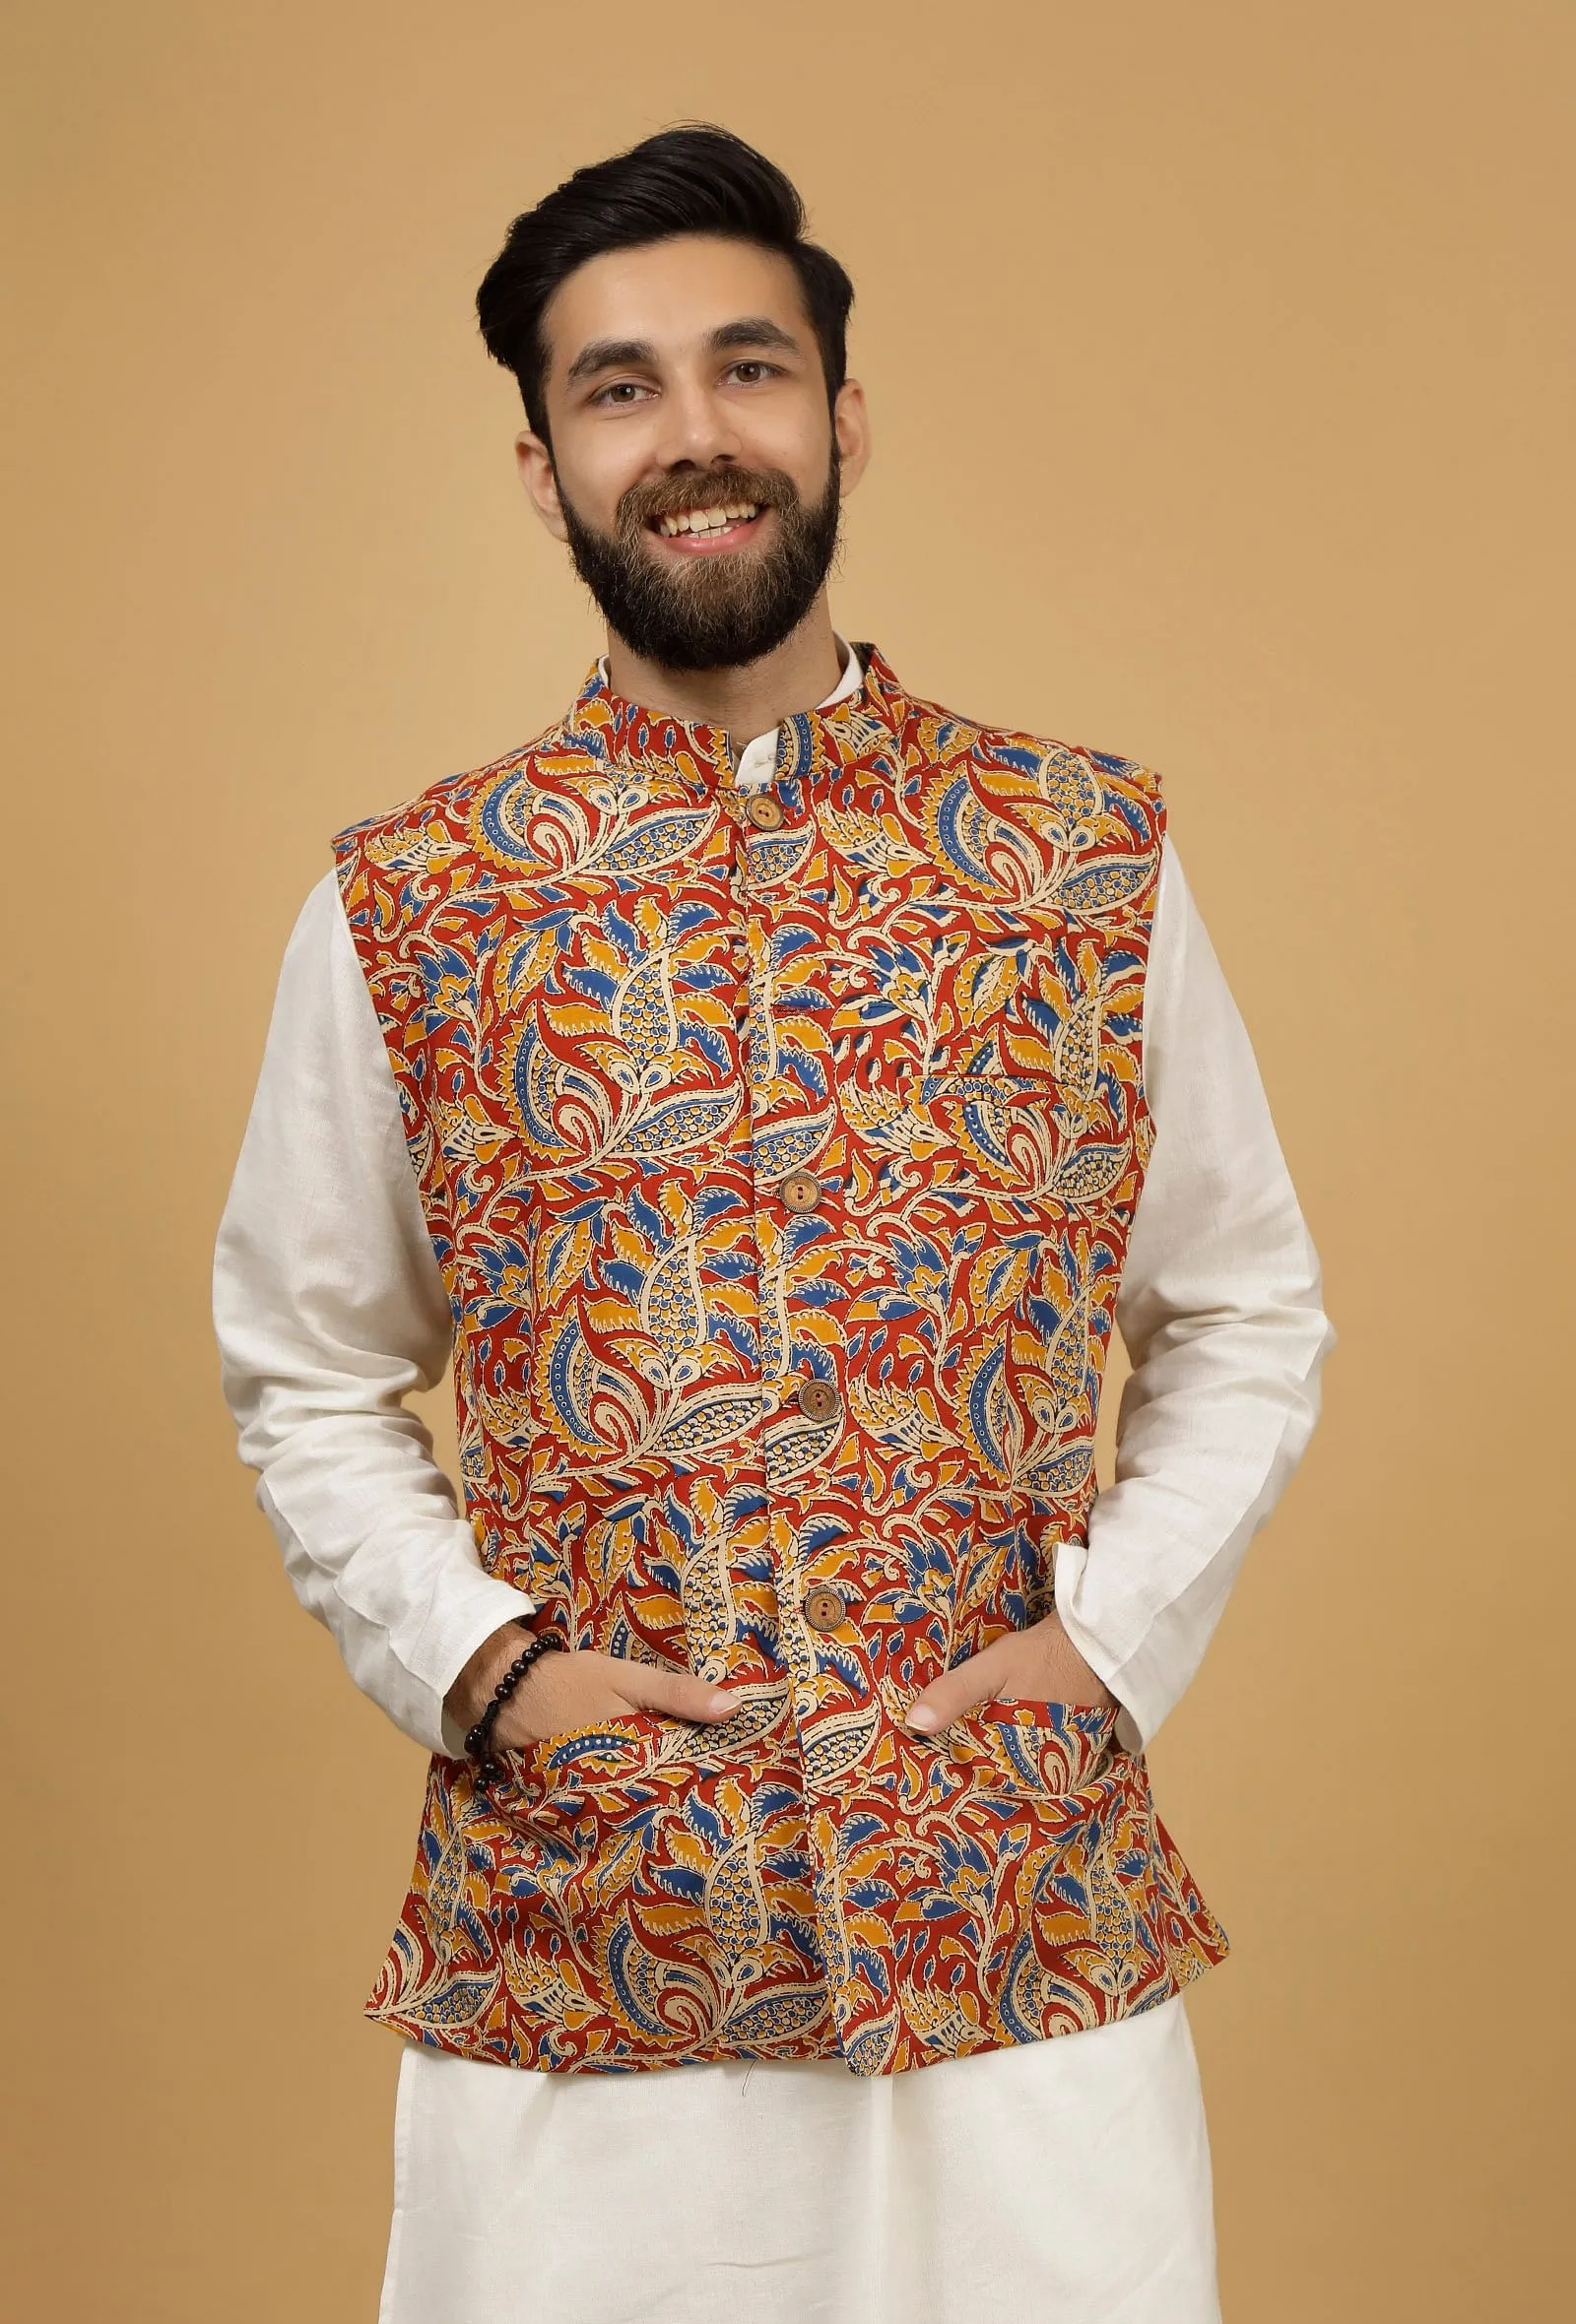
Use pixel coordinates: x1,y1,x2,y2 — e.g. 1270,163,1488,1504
614,467,799,538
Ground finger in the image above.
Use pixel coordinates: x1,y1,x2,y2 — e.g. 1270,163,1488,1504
906,1639,1014,1735
614,1660,740,1722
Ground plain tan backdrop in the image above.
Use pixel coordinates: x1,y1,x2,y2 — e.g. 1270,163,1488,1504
4,1,1571,2316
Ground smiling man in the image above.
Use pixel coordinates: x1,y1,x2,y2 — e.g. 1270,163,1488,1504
216,126,1332,2324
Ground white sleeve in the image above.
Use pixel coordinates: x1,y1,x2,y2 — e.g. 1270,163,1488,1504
1053,840,1335,1749
213,872,534,1754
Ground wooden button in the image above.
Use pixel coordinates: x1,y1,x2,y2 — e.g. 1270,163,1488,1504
745,795,785,831
803,1584,849,1634
780,1171,822,1214
796,1379,839,1423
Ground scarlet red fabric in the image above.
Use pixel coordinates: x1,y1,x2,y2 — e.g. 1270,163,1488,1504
333,646,1226,2077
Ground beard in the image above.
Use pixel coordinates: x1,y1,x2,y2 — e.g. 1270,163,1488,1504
557,455,842,675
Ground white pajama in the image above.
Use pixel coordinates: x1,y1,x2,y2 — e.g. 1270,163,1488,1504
382,1999,1216,2324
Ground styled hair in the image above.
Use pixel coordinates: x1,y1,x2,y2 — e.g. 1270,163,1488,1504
476,125,855,439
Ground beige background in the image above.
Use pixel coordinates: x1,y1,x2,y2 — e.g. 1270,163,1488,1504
4,1,1572,2315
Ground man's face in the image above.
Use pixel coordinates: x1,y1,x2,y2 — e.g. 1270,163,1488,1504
517,235,869,673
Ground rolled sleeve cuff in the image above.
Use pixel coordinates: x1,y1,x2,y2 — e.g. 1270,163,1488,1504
1052,1536,1152,1756
412,1567,539,1758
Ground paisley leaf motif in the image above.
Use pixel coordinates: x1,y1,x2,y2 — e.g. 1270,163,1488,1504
505,1021,562,1150
640,1235,705,1362
762,1412,841,1484
1058,856,1152,917
1024,1439,1094,1499
997,1932,1048,2044
1054,1000,1100,1104
611,951,679,1069
752,1114,832,1179
537,1000,614,1040
1054,1142,1128,1203
680,1520,738,1676
606,1920,717,2043
1034,747,1104,829
543,1312,602,1448
502,1021,623,1161
931,775,1000,888
723,1988,829,2043
705,1831,767,1969
532,1718,654,1775
1043,1298,1092,1414
840,2011,899,2077
477,772,592,871
801,1700,881,1789
410,1969,500,2028
957,1332,1010,1473
602,807,717,877
654,1385,762,1460
957,1084,1017,1174
744,825,818,887
620,1084,741,1159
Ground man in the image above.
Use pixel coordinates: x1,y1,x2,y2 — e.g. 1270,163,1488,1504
216,125,1332,2322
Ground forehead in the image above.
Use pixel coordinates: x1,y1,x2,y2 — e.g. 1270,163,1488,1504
541,235,812,373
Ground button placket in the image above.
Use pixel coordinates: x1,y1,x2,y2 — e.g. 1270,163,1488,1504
727,840,752,1042
738,775,852,1775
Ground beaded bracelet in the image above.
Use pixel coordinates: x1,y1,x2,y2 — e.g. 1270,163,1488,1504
464,1622,566,1779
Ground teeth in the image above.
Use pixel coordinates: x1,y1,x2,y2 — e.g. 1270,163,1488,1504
658,502,761,537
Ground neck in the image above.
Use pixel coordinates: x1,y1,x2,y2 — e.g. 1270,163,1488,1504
604,594,844,750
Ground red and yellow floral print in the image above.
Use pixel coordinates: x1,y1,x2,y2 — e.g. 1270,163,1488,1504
335,646,1225,2077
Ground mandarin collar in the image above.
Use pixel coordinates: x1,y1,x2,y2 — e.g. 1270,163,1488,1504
564,642,908,788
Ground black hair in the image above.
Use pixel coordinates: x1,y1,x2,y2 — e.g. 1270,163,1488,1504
476,125,854,439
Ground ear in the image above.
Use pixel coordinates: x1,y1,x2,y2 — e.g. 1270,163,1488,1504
515,430,568,543
831,379,872,498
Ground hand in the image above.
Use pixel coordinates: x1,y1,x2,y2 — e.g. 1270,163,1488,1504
445,1622,741,1752
905,1612,1117,1736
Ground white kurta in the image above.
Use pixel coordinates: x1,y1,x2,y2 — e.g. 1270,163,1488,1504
215,650,1332,2323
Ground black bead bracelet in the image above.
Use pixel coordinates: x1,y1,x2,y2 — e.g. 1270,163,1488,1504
464,1621,566,1779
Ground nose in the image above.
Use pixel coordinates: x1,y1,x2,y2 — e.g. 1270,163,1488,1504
650,370,745,474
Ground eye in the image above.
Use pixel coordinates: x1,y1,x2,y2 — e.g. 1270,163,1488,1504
591,380,653,407
727,360,782,386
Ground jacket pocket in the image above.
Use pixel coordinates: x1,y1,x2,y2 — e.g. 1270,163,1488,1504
942,1700,1119,1798
491,1711,680,1817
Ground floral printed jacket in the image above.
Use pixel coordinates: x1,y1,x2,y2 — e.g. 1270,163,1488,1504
333,645,1226,2078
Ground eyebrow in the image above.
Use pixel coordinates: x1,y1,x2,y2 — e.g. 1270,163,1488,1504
563,315,804,387
708,316,802,356
564,336,655,386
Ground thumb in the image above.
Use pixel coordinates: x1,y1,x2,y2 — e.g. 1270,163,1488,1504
906,1641,1008,1737
616,1660,740,1723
